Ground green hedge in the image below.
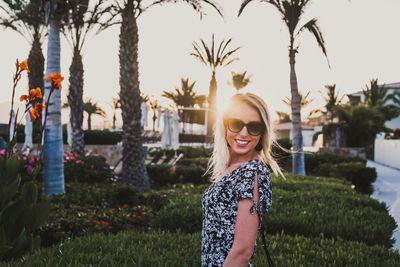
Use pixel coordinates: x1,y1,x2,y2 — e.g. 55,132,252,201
313,162,377,194
153,174,397,248
4,231,399,266
305,152,366,174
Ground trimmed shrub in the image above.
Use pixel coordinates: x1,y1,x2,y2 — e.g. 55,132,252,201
305,152,366,174
63,153,113,183
153,174,397,248
4,231,400,266
83,130,122,145
312,162,377,194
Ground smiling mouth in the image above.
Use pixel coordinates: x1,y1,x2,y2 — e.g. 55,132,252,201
235,139,250,145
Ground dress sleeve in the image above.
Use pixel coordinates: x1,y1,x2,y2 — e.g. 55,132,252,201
235,161,272,214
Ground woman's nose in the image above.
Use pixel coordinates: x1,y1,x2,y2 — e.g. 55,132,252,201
239,125,249,136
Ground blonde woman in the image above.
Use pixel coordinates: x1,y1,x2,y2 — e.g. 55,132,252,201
202,93,283,267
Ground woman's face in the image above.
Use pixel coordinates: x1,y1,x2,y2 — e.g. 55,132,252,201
225,102,263,160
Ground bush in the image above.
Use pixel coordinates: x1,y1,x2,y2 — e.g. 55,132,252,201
147,163,209,188
39,203,153,248
335,162,377,194
152,195,203,233
83,130,122,145
4,231,400,266
305,152,366,174
152,174,397,248
60,182,139,207
312,162,377,194
63,153,113,183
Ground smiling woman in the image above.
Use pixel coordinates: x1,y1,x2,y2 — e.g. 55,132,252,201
202,93,284,267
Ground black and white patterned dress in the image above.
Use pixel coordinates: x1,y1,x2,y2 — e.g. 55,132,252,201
201,159,272,267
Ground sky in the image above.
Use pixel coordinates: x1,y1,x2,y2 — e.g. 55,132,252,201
0,0,399,129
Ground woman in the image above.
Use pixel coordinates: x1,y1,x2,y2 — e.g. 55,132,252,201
202,93,283,267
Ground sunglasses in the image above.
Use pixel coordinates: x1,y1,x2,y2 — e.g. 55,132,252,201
225,118,265,136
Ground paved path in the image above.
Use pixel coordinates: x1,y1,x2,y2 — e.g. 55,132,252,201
368,160,400,250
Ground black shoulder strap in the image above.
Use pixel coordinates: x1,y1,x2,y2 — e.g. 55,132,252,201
257,210,275,267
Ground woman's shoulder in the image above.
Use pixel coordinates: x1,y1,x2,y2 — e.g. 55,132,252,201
242,159,270,175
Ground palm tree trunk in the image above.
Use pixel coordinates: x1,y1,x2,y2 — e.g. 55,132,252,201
206,71,217,143
289,50,305,175
68,49,85,155
42,19,65,196
87,113,91,130
28,34,44,92
27,33,45,142
119,7,149,190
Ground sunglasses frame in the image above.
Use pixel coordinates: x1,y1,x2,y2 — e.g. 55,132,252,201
224,118,265,136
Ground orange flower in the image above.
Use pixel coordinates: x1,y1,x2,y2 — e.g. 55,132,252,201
28,103,44,121
45,72,64,89
19,60,30,72
19,88,42,103
30,88,42,99
20,94,29,102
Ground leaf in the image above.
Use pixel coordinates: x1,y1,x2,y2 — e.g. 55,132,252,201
22,181,38,205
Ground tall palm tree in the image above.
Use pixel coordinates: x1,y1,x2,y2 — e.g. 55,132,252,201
62,0,108,155
363,79,388,107
0,0,46,94
111,96,121,129
230,71,252,93
97,0,223,190
282,91,314,109
239,0,329,175
162,77,207,108
191,34,240,141
83,99,106,130
40,0,71,196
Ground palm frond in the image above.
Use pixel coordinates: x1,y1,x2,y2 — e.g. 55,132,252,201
297,18,330,67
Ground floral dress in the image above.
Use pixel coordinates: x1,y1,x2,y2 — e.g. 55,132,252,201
201,159,272,267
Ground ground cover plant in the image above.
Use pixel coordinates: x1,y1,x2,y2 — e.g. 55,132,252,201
4,231,400,266
1,146,399,264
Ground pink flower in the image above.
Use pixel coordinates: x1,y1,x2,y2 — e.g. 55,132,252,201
76,160,83,164
103,167,108,170
29,158,35,164
0,150,5,155
26,165,34,174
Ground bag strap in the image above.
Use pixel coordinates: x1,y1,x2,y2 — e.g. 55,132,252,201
256,210,275,267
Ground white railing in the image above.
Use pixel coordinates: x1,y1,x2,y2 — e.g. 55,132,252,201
375,139,400,169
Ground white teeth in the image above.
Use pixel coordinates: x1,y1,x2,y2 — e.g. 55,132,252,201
236,140,249,145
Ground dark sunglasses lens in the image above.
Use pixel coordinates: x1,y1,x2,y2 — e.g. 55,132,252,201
228,119,244,133
247,122,264,135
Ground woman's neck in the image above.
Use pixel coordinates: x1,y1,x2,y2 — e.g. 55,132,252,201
227,152,259,168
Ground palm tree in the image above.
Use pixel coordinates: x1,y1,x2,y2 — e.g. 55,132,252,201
309,84,344,121
0,0,45,94
282,91,314,109
62,0,108,155
40,0,71,196
191,34,240,142
162,78,207,108
230,71,252,93
83,99,106,130
111,96,121,130
239,0,329,175
148,98,159,132
97,0,223,190
363,79,389,107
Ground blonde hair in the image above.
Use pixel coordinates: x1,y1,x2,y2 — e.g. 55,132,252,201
206,93,284,182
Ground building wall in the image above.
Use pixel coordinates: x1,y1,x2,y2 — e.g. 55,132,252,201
375,139,400,169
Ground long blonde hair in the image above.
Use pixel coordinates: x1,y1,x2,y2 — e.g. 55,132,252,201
206,93,284,182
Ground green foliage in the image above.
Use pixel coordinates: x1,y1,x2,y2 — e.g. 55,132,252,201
313,162,377,194
83,130,122,145
39,203,153,248
305,152,366,173
63,153,113,183
0,154,50,261
152,174,396,248
153,195,203,233
4,231,399,266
